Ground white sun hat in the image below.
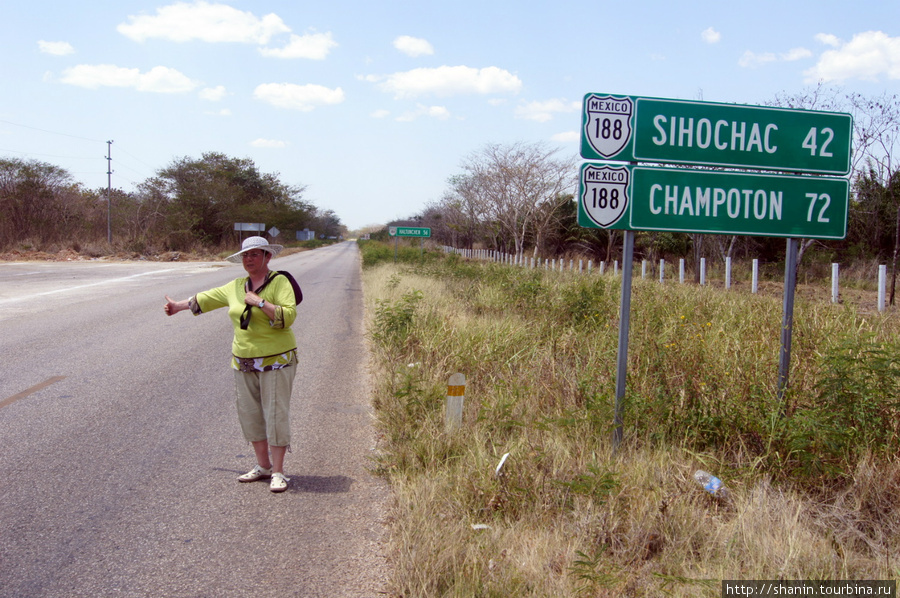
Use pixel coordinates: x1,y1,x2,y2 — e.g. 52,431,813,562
225,236,284,263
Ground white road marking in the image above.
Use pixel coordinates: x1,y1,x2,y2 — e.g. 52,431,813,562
0,269,177,305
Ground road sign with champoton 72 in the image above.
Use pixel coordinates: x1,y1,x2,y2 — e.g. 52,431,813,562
578,162,849,240
581,93,853,175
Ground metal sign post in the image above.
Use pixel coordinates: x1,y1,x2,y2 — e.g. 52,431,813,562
778,238,799,405
613,230,635,452
389,227,398,263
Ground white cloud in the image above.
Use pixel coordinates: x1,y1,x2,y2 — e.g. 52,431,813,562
701,27,721,44
253,83,345,111
199,85,227,101
805,31,900,83
371,109,391,118
260,31,337,59
38,40,74,56
251,138,288,148
117,0,289,44
393,35,434,57
514,98,580,122
60,64,198,93
395,104,451,122
815,33,842,48
782,47,813,61
739,47,811,68
739,51,776,68
369,65,522,99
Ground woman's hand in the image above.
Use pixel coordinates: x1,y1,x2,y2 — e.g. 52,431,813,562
164,295,189,316
244,290,262,307
243,290,277,319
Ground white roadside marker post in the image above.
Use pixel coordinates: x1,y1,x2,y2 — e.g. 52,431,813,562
446,373,466,432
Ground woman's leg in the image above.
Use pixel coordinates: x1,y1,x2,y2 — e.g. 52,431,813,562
270,445,287,474
259,362,297,470
252,439,272,470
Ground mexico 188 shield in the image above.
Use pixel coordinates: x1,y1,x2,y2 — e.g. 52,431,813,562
582,94,633,160
579,163,631,229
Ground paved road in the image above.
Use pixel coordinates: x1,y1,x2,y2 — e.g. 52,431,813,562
0,242,389,598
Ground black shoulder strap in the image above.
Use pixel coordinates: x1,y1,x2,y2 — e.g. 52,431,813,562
239,271,302,330
276,271,303,304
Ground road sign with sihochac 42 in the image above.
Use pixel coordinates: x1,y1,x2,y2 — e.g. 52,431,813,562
578,162,849,240
581,93,853,175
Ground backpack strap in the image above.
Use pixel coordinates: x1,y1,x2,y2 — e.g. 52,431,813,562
239,271,302,330
240,272,276,330
276,271,303,304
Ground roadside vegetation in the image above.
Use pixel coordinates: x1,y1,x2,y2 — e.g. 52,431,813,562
0,152,346,258
360,241,900,597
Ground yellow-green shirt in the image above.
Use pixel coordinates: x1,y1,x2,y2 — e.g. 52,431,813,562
190,271,298,371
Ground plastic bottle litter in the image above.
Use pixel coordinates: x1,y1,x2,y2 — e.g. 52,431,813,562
694,470,727,497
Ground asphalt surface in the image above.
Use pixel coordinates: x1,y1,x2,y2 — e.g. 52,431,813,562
0,242,390,598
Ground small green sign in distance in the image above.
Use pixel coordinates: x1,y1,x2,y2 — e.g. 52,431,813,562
395,227,432,238
582,93,853,175
578,163,849,240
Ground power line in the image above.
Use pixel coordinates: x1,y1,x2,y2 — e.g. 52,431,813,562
0,147,101,161
0,119,106,144
115,145,158,172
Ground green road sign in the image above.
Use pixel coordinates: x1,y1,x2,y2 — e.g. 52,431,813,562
578,163,849,240
581,93,853,175
391,226,432,238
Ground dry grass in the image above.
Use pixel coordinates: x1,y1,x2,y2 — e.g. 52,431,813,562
362,254,900,597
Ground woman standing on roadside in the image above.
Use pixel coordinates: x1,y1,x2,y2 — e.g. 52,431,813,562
164,236,298,493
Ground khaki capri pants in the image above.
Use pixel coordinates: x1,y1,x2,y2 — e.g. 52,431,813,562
233,362,297,447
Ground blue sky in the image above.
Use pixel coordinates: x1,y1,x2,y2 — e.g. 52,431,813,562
2,0,899,231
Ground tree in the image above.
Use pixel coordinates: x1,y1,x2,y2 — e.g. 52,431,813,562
854,167,900,302
0,158,85,247
458,142,576,257
146,152,313,249
771,86,900,267
442,174,490,250
311,208,344,239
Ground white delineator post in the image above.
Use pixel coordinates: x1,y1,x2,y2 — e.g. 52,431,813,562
725,257,732,290
446,373,466,432
752,259,759,294
832,263,839,304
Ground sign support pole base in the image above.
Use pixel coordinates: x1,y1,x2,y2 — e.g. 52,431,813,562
613,230,635,453
777,238,798,408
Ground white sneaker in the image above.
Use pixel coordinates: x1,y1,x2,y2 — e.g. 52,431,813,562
269,472,290,493
238,465,272,483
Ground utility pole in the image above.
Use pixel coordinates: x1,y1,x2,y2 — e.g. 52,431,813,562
106,140,113,244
